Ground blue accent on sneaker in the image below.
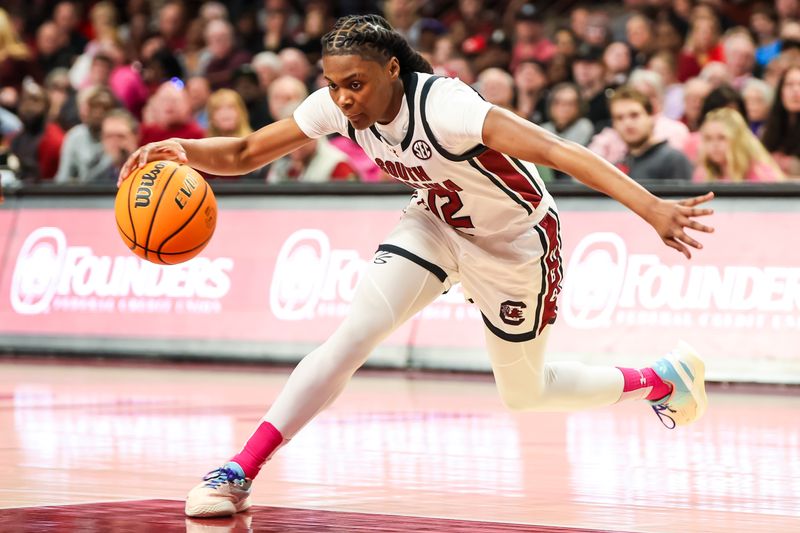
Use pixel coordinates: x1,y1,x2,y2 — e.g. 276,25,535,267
202,462,248,489
680,361,694,381
648,343,707,429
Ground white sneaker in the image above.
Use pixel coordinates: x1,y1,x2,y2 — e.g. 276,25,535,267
185,462,252,518
649,342,708,429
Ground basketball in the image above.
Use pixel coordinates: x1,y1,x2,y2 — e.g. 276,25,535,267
114,160,217,265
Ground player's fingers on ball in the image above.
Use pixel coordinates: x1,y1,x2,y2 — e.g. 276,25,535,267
137,146,150,167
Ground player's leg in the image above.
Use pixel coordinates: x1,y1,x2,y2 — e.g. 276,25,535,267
467,212,706,425
186,210,454,517
485,328,707,427
485,326,625,411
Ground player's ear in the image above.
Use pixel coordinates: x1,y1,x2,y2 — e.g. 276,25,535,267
386,57,400,81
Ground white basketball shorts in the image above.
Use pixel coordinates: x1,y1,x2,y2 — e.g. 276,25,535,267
378,202,563,342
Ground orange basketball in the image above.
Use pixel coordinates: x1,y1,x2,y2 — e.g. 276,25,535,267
114,160,217,265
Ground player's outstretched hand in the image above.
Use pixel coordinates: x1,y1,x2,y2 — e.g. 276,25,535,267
117,139,189,187
646,191,715,259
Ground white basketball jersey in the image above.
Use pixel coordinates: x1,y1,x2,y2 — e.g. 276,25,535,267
344,72,556,237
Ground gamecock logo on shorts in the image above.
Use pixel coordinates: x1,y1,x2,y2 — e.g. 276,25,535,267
412,140,432,160
499,300,526,325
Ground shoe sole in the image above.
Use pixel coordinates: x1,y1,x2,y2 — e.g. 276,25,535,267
185,497,251,518
669,342,708,424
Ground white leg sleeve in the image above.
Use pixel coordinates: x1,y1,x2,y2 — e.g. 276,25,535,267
486,326,624,411
265,254,445,438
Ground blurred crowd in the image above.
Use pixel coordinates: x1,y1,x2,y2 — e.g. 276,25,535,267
0,0,799,186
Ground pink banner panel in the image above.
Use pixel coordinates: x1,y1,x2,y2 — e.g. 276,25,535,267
1,207,798,369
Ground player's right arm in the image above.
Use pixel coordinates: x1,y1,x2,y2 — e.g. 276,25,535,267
117,118,313,185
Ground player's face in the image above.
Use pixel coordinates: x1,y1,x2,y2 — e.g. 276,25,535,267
322,54,400,129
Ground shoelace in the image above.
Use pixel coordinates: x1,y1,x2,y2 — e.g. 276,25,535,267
202,466,246,489
651,403,677,429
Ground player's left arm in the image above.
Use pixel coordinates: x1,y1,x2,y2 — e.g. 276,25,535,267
481,106,714,259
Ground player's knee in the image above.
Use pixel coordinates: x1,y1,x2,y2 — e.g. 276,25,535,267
496,380,547,411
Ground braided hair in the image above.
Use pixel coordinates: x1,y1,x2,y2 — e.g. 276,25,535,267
321,14,433,76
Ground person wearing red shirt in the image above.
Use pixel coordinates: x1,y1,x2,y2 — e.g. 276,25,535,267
139,80,205,145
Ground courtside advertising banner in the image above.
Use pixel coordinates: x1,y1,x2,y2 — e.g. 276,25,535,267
1,205,797,382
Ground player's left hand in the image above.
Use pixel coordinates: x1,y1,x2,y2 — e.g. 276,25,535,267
647,191,715,259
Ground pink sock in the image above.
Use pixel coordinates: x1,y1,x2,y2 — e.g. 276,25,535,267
617,367,672,401
230,421,284,479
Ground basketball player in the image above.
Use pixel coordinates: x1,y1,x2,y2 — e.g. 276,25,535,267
119,15,714,518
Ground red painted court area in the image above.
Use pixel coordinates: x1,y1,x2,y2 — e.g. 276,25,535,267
1,500,627,532
0,359,798,532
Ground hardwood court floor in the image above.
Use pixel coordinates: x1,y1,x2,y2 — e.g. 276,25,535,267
0,358,797,532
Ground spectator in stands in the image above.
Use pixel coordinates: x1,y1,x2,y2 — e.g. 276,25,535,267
444,0,496,55
67,1,121,90
647,51,684,120
202,19,252,90
509,4,556,72
10,80,64,182
685,84,747,164
722,29,757,90
268,131,359,183
681,77,713,131
603,42,632,87
206,89,252,138
261,4,294,53
762,65,800,176
267,76,308,128
290,2,326,63
0,8,36,97
55,85,117,183
157,1,187,53
252,51,283,92
572,44,613,132
279,48,313,87
694,108,783,183
46,68,80,131
590,69,689,164
97,109,139,182
205,89,266,181
584,11,612,49
541,82,594,181
764,47,800,88
140,80,204,145
553,27,578,60
477,68,515,110
777,0,800,21
750,4,780,68
141,47,184,95
179,18,209,78
653,18,684,55
742,78,774,137
542,82,593,143
53,1,88,60
35,21,72,76
677,14,724,82
546,53,572,87
513,59,548,123
625,14,655,68
608,86,693,181
235,7,265,57
186,76,211,129
232,65,270,131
